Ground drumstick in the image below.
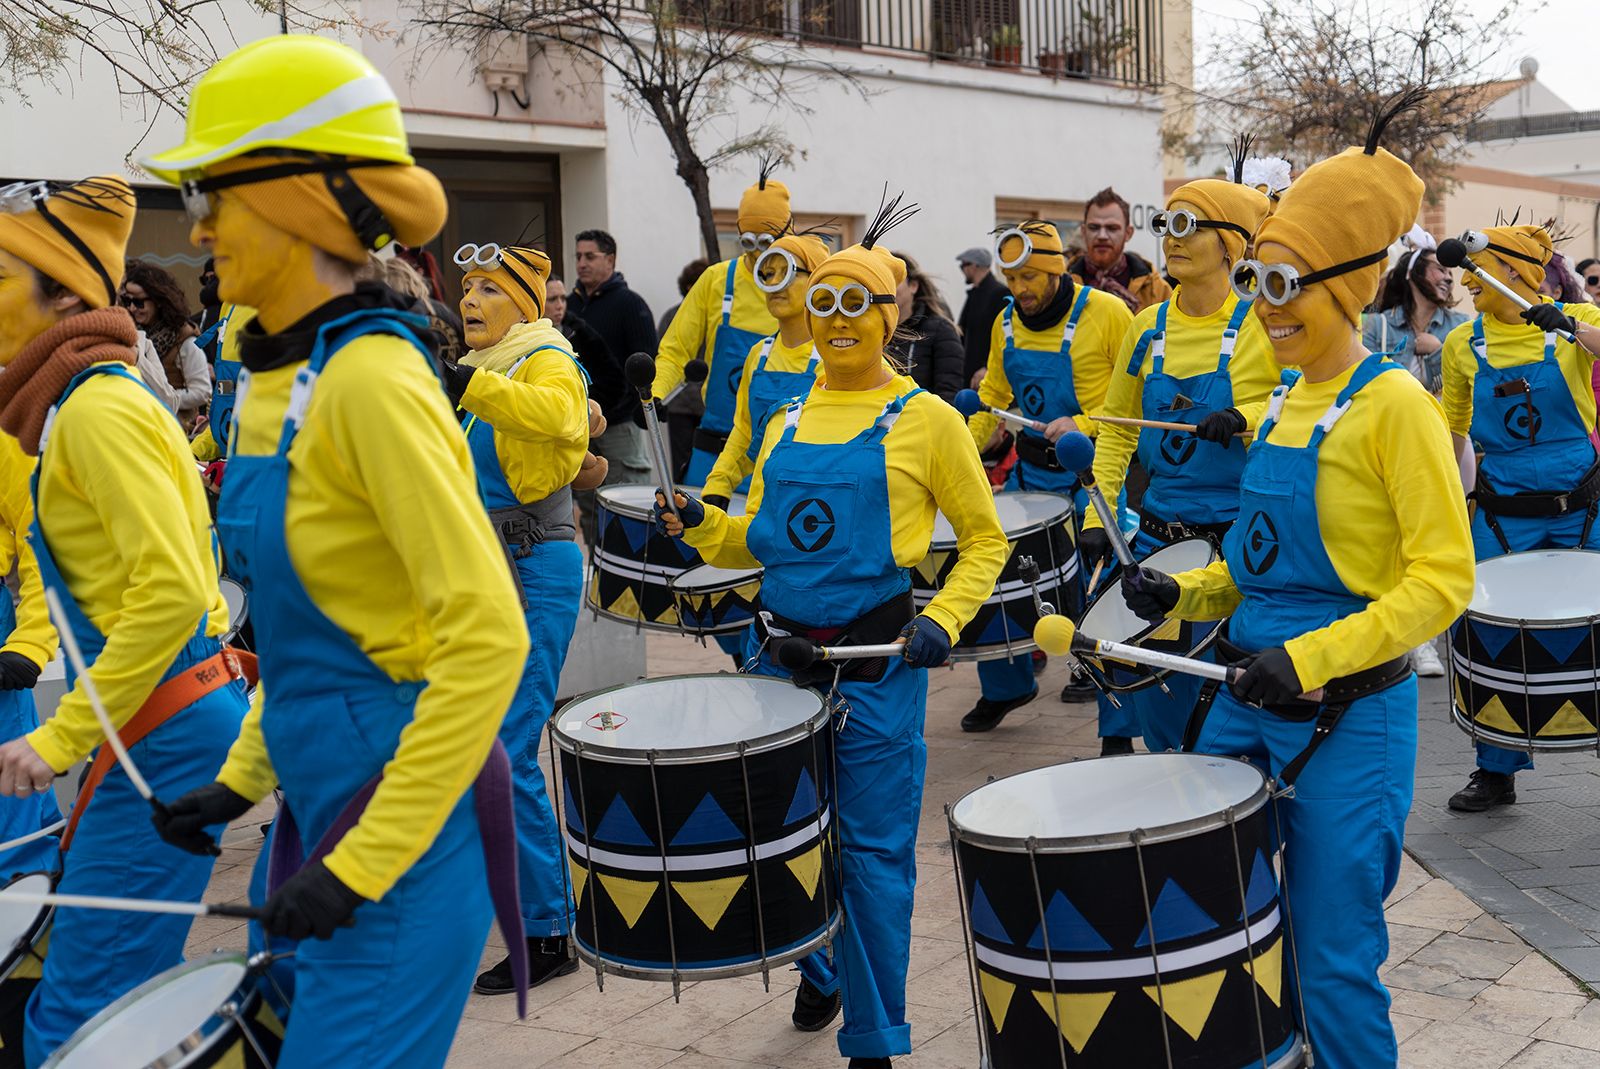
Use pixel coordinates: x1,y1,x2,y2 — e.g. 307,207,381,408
1053,434,1137,570
1085,559,1107,598
44,587,165,814
624,353,679,522
775,637,905,669
0,819,65,855
1088,414,1251,438
1437,239,1579,344
952,390,1047,434
0,889,260,920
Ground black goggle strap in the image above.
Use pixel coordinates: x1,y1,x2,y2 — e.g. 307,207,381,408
497,247,547,317
1485,241,1546,268
186,157,390,197
33,198,115,306
187,158,395,251
1297,247,1390,288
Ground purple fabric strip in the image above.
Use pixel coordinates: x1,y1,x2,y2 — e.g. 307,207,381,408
475,739,528,1018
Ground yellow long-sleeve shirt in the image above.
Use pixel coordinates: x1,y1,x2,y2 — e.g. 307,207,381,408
215,335,528,901
966,287,1133,449
461,321,590,502
1085,291,1278,531
652,258,777,401
26,364,228,772
703,334,820,500
0,436,56,672
1170,360,1475,690
685,373,1008,642
1440,299,1600,439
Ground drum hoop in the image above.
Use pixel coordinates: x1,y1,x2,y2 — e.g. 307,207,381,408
1461,606,1600,630
946,755,1270,853
597,486,742,524
550,674,829,765
572,908,842,983
0,871,54,983
1079,536,1218,649
667,566,764,595
39,951,256,1069
927,502,1075,552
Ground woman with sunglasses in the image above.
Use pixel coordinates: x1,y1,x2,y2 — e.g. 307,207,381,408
120,259,211,428
143,37,529,1069
656,200,1007,1068
1119,103,1475,1068
1435,224,1600,814
0,175,250,1064
700,231,830,506
440,240,597,996
1077,174,1274,752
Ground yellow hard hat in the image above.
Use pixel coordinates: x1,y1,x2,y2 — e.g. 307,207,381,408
141,35,411,182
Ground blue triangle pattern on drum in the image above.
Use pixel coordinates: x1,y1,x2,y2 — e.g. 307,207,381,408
564,780,584,835
1135,880,1219,947
595,795,653,847
1531,625,1590,666
1026,890,1112,952
970,883,1013,945
671,793,742,846
1239,851,1277,919
785,768,820,825
1471,621,1518,662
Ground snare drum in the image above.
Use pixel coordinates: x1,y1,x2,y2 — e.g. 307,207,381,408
589,485,747,631
914,492,1079,662
41,952,283,1068
1077,536,1219,693
220,577,248,646
552,675,839,982
669,563,763,639
0,872,55,1056
948,754,1302,1069
1449,549,1600,752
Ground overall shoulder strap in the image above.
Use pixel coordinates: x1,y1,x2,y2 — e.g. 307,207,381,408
1309,353,1400,448
722,259,738,325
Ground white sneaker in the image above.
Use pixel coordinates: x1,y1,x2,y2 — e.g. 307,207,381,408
1411,640,1445,677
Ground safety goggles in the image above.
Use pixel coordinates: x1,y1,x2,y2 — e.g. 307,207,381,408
805,281,895,318
0,180,117,305
738,231,777,254
992,226,1064,271
1150,210,1251,241
1230,248,1388,306
754,247,803,293
454,242,502,269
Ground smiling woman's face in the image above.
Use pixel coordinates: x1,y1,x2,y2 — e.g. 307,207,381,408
808,272,888,379
1251,240,1351,371
460,276,524,350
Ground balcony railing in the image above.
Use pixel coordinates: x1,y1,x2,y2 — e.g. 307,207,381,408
1467,111,1600,142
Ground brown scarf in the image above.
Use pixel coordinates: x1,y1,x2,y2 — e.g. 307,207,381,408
0,307,138,455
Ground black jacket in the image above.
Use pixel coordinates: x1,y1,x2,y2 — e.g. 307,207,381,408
891,308,966,402
569,272,656,421
561,316,630,427
957,274,1009,383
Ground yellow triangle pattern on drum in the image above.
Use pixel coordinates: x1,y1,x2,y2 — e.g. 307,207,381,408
977,970,1016,1033
1242,937,1284,1007
606,585,643,622
1031,990,1115,1054
1147,616,1183,643
787,845,823,900
914,554,940,585
569,859,589,906
672,876,746,931
1538,701,1595,738
598,872,658,928
1141,969,1226,1041
1474,695,1522,735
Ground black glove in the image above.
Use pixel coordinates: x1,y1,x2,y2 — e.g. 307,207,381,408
1077,527,1113,573
440,361,476,406
0,652,41,691
1195,407,1247,445
703,494,731,510
653,490,705,534
153,782,254,856
898,616,952,668
1230,647,1304,705
1521,303,1578,336
258,859,366,941
1120,566,1179,622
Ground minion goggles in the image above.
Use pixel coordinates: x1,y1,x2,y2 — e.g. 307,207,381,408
1150,210,1251,241
992,226,1064,270
1456,230,1546,267
805,282,895,318
739,231,778,254
1230,248,1388,306
455,241,547,317
754,247,806,293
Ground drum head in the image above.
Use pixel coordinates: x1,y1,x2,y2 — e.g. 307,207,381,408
45,955,249,1068
219,578,247,633
1470,550,1600,623
929,492,1071,547
0,872,50,959
555,675,823,757
669,562,762,592
950,753,1266,847
1080,537,1216,645
597,485,747,520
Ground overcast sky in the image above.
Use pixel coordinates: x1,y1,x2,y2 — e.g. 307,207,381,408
1192,0,1598,112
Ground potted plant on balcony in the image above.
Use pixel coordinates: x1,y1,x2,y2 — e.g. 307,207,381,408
1037,44,1069,77
1063,3,1137,79
987,25,1022,67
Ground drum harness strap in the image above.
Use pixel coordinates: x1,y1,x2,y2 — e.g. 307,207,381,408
693,426,732,456
1135,510,1232,548
488,484,576,609
1472,460,1600,555
750,592,916,731
1182,626,1411,791
1012,432,1066,473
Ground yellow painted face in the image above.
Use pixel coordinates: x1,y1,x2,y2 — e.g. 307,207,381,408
1001,265,1060,316
0,249,65,367
1162,198,1229,284
191,189,319,321
808,272,887,380
460,275,525,350
1464,251,1531,321
762,262,811,321
1251,241,1350,371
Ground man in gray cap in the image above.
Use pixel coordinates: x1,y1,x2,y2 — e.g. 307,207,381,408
956,246,1010,385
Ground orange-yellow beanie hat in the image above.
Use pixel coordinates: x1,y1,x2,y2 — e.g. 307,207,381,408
463,245,552,322
1167,179,1270,264
810,192,918,335
995,221,1067,276
0,177,135,308
738,160,791,237
1473,225,1553,289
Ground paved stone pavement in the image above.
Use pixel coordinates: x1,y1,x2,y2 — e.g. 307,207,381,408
184,633,1600,1067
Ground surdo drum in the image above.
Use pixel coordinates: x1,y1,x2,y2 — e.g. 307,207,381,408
0,872,55,1054
1449,550,1600,752
1077,537,1221,693
948,754,1303,1069
913,492,1079,661
589,486,748,631
552,675,839,986
669,563,764,639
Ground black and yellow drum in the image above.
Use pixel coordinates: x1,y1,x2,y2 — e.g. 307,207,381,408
1076,536,1220,693
668,563,763,640
589,486,747,631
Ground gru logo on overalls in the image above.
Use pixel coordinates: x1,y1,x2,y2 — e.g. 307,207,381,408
1241,511,1280,576
1503,400,1542,442
1160,430,1196,466
787,499,837,552
1021,383,1046,415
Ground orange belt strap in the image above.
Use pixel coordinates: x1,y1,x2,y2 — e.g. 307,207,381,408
60,647,257,852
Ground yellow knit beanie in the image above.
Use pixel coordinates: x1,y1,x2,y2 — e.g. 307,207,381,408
770,233,831,274
738,160,791,237
1474,225,1553,289
464,245,551,322
813,244,906,335
996,221,1066,276
0,177,135,309
1166,179,1270,264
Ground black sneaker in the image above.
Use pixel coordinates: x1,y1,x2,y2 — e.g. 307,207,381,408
792,978,842,1032
1448,769,1517,812
1100,735,1135,757
1060,677,1098,703
848,1060,891,1068
960,689,1039,733
473,936,578,995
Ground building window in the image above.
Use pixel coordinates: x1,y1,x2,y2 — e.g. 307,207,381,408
711,210,859,261
995,196,1086,259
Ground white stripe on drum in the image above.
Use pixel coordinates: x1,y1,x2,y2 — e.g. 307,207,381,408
564,806,832,873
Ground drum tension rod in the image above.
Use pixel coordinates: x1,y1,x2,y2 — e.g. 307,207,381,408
1017,556,1056,618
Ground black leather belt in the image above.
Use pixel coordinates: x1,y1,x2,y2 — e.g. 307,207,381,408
693,427,731,455
1213,631,1410,712
1137,511,1233,546
1013,433,1065,472
1473,460,1600,518
756,591,914,686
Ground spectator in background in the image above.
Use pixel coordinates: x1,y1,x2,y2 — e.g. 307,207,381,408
889,252,964,401
1362,241,1465,393
1541,251,1589,305
122,259,208,425
955,246,1008,386
1068,187,1171,313
191,257,224,357
1578,258,1600,304
659,258,710,339
568,230,655,493
357,253,466,366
